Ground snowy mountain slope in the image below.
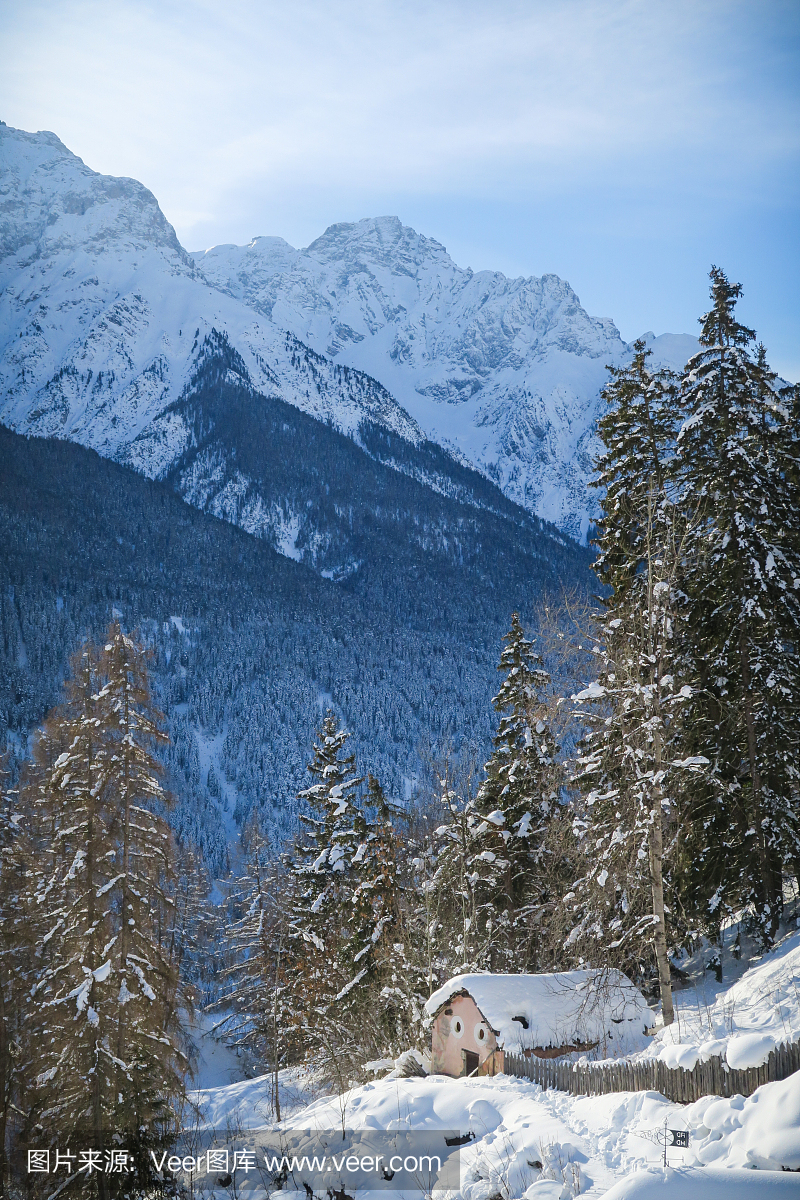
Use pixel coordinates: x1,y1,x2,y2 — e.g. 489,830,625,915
0,420,591,868
144,332,584,584
192,220,697,540
0,122,697,544
0,124,423,478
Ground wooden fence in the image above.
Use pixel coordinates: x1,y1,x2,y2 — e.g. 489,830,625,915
504,1039,800,1104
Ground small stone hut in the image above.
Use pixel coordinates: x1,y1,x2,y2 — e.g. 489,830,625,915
424,971,651,1077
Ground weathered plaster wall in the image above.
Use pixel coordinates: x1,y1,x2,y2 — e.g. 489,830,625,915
430,993,498,1076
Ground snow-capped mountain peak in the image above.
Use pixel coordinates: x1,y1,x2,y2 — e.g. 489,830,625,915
0,124,422,475
1,122,698,542
0,122,187,265
191,215,644,539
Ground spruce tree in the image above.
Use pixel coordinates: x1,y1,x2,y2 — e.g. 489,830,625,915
348,776,422,1058
676,268,800,943
565,344,699,1021
471,614,562,971
593,339,679,603
347,778,395,982
289,719,418,1077
290,711,365,1072
292,711,363,954
427,757,483,976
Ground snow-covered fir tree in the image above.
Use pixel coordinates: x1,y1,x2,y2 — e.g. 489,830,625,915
426,757,483,977
675,268,800,944
350,775,426,1058
25,628,185,1189
290,711,371,1074
564,345,704,1020
471,613,563,971
395,809,452,1009
292,710,363,950
289,716,431,1077
593,339,679,603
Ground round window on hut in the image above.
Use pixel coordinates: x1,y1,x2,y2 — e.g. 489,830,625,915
451,1017,464,1039
474,1023,487,1043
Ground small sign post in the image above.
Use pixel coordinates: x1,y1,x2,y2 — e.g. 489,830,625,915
661,1120,690,1165
634,1122,690,1166
633,1118,690,1166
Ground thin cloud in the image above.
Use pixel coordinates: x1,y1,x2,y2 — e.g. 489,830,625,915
1,0,797,376
2,0,797,235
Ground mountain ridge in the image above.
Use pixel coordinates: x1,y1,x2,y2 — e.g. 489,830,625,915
150,329,581,580
0,124,425,486
190,215,697,539
0,122,698,544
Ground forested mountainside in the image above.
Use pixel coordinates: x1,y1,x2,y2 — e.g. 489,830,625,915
0,420,593,875
152,329,577,589
0,119,598,883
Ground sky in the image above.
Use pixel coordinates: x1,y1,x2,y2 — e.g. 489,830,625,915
2,0,799,379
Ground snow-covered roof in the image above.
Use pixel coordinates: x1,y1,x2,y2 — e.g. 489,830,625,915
424,971,651,1055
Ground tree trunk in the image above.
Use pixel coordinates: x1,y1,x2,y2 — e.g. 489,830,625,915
650,722,674,1026
739,629,779,940
85,686,108,1197
116,664,132,1090
648,809,674,1027
273,931,282,1123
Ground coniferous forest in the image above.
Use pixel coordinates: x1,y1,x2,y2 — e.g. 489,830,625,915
1,269,799,1195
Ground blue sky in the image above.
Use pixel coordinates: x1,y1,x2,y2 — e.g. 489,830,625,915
2,0,798,378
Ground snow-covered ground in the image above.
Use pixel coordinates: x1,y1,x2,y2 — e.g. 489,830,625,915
642,925,800,1071
187,1068,800,1196
192,1064,329,1131
185,929,800,1197
187,1010,252,1092
601,1165,800,1198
